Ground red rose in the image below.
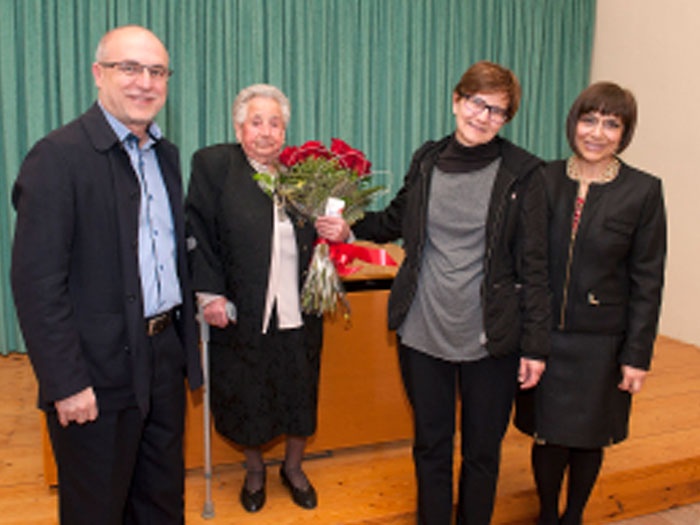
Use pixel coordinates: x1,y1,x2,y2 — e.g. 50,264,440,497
330,138,353,156
298,140,331,161
279,146,301,167
331,138,372,175
342,150,372,176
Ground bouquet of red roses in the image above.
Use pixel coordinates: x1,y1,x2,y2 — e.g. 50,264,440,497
257,138,382,223
256,138,385,316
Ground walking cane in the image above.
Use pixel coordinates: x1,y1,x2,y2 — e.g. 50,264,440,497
199,310,215,519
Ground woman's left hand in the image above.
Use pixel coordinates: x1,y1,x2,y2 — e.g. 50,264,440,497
618,365,648,394
518,358,546,389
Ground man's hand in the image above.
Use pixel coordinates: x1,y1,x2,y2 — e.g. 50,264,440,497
518,358,546,390
55,387,98,427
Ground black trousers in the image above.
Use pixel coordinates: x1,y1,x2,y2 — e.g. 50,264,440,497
46,324,186,525
399,343,519,525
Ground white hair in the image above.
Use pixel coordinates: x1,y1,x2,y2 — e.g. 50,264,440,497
232,84,291,126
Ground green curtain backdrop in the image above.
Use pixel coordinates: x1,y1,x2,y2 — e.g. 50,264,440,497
0,0,596,354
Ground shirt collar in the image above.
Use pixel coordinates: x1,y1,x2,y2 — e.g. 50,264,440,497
97,101,162,147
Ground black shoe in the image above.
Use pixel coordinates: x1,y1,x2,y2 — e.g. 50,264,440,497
240,470,266,512
560,511,582,525
279,463,317,509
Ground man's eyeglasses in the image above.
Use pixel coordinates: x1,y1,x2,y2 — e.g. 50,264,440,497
99,61,173,80
460,93,509,123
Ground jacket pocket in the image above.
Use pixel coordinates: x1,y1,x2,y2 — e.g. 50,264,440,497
579,284,627,334
586,279,627,306
79,313,130,388
603,217,635,237
483,281,522,356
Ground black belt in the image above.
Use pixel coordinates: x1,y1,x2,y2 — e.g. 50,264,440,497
145,308,175,337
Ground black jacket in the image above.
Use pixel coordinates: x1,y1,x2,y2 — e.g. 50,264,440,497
546,159,666,369
185,143,323,353
353,135,550,359
11,103,202,413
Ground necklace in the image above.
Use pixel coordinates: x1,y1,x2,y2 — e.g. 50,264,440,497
566,156,620,185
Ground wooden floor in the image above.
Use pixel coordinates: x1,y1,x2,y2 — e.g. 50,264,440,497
1,335,699,524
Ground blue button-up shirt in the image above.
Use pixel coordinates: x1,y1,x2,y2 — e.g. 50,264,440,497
99,103,182,317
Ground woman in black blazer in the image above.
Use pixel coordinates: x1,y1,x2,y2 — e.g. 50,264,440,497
515,82,667,525
185,84,322,513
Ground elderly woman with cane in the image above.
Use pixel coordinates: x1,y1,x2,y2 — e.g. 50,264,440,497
186,84,322,513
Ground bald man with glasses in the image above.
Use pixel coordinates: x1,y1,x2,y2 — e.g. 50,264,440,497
11,25,202,524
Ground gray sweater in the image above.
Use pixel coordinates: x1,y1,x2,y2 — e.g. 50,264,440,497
398,159,500,362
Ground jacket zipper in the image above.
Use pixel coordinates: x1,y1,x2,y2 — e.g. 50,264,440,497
485,176,517,281
559,190,583,329
404,156,432,304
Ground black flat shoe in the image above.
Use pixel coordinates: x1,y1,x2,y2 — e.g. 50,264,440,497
279,463,317,509
240,470,266,512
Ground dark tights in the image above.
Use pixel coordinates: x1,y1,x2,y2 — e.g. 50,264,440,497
243,436,309,492
532,442,603,525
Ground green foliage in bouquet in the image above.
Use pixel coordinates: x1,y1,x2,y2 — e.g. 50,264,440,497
256,138,383,225
255,138,386,318
298,242,348,315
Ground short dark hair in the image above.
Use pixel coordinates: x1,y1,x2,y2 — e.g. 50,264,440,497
453,61,521,121
566,82,638,155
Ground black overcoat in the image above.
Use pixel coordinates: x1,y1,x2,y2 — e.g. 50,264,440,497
11,103,202,415
185,143,324,445
185,143,322,352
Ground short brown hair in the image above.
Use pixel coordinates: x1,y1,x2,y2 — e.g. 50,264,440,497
566,82,637,155
453,61,521,121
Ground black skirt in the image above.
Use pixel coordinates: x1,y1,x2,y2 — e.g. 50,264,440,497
209,324,321,447
515,331,632,448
